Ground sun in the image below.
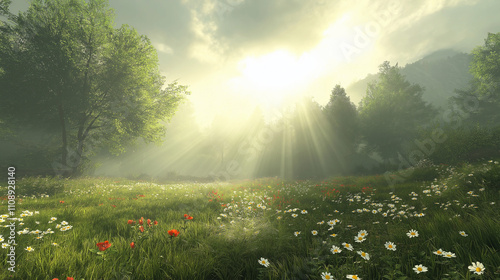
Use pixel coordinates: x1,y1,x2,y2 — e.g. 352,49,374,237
230,50,314,107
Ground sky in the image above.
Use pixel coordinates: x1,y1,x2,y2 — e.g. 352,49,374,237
8,0,500,127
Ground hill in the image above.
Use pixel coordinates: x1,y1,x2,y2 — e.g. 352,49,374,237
347,49,473,108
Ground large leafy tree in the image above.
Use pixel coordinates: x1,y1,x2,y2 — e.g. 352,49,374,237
0,0,187,176
453,32,500,126
358,61,436,159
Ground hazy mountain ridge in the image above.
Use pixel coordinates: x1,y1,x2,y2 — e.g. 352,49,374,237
347,49,473,108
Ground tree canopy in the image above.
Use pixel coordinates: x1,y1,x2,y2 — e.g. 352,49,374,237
359,61,436,159
0,0,188,176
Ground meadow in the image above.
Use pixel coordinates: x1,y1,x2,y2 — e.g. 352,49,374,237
1,161,499,280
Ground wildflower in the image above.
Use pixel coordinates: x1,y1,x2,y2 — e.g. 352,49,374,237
330,233,337,237
459,231,468,237
291,214,298,218
2,243,9,249
468,262,485,275
357,230,368,237
52,242,58,246
327,220,336,226
25,246,34,252
139,218,144,225
127,220,135,225
433,249,444,256
0,236,3,242
413,264,428,274
346,275,361,279
301,210,308,214
406,229,419,238
355,235,366,243
139,226,144,233
154,220,158,225
384,241,396,251
168,229,179,237
357,251,370,260
96,240,111,251
331,245,342,254
258,257,270,267
442,251,456,258
130,242,135,249
294,231,300,237
311,230,318,236
342,242,353,251
321,272,333,280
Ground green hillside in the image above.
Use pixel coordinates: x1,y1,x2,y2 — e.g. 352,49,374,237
347,49,473,108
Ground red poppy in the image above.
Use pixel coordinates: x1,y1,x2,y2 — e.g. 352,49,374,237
111,205,116,208
147,219,151,226
139,226,144,233
59,201,64,203
168,229,179,237
186,215,193,220
154,220,158,225
96,240,111,251
127,220,135,225
67,278,74,280
130,242,135,249
139,218,144,225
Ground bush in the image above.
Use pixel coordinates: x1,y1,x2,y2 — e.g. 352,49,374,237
16,176,66,197
418,124,500,164
405,165,440,182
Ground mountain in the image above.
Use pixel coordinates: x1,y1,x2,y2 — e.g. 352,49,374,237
346,49,473,109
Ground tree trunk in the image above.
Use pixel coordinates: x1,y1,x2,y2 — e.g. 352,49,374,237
58,102,69,176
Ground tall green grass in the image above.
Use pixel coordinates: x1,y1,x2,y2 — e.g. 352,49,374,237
0,161,498,279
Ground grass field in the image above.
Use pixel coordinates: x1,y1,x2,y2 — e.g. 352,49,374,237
1,161,499,280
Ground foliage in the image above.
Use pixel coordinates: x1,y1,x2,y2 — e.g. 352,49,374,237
417,123,500,164
452,32,500,126
0,0,188,176
359,61,437,160
323,85,359,173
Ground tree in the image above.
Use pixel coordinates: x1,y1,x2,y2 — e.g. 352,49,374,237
323,85,358,173
453,32,500,126
0,0,187,176
358,61,436,160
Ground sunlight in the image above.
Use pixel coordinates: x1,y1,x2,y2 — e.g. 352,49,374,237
230,50,316,108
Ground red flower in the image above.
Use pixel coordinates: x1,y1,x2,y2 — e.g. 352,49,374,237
154,220,158,225
168,229,179,237
67,278,74,280
130,242,135,249
96,240,112,251
139,226,144,233
139,218,144,225
127,220,135,225
111,205,116,208
184,214,193,220
147,219,151,226
59,201,64,204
